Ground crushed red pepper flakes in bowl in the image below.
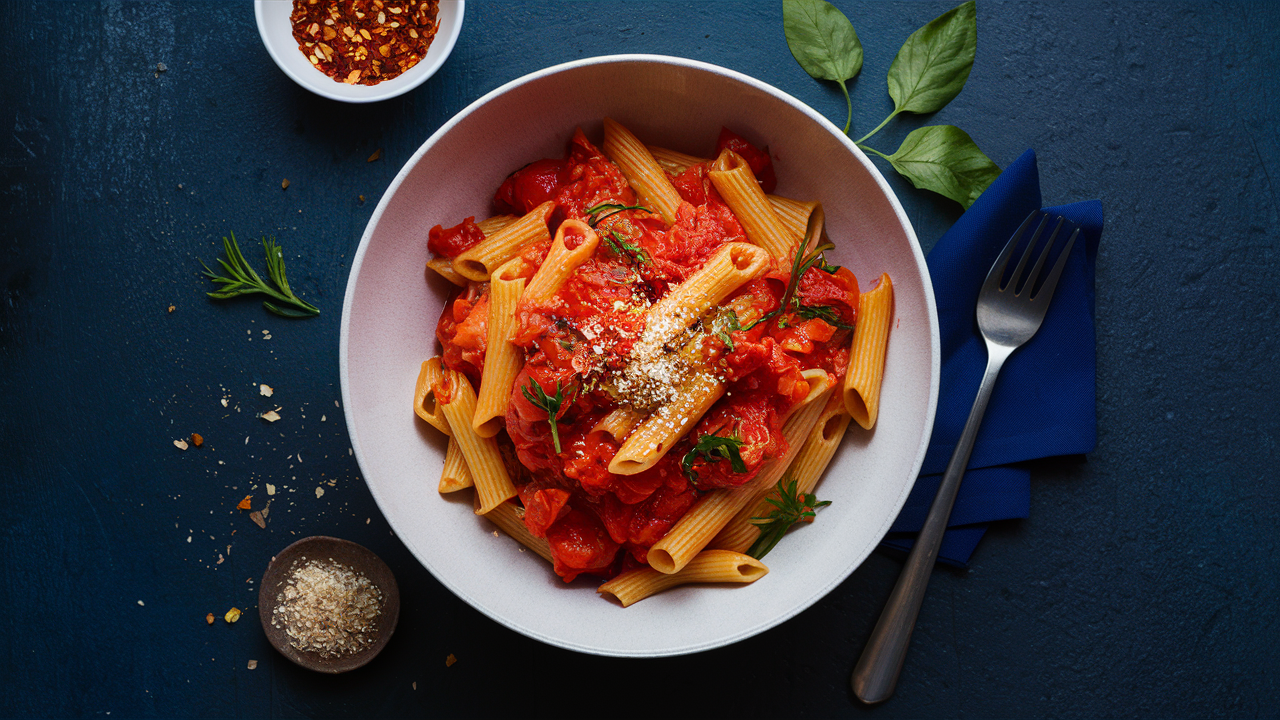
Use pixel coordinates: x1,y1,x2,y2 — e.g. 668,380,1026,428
289,0,440,87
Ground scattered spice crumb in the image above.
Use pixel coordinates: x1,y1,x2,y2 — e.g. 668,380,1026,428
412,682,417,690
247,660,258,670
225,607,242,623
358,195,365,203
281,178,290,190
206,613,216,625
261,410,281,423
137,600,145,606
260,384,274,397
191,433,204,447
249,511,266,529
174,439,189,451
446,653,457,667
237,495,253,511
168,305,175,313
492,530,499,538
367,148,382,162
267,484,276,496
315,487,325,499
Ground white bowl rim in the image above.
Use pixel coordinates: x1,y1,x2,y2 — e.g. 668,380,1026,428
254,0,465,104
340,53,941,656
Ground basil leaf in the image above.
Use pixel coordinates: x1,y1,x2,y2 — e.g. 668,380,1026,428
783,0,862,133
886,0,977,115
887,125,1000,209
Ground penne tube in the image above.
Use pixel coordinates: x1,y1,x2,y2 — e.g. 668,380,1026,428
636,242,771,353
608,372,726,476
768,195,819,242
711,392,850,553
645,145,708,176
597,550,768,607
472,258,527,438
413,357,451,436
452,201,554,282
589,407,646,443
647,371,834,574
709,149,797,260
481,497,554,563
428,215,520,286
439,438,474,493
603,118,684,225
844,273,894,429
519,219,600,308
475,214,519,236
439,369,517,515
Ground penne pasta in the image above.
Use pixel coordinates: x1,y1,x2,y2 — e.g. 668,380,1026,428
428,215,520,286
844,273,894,429
475,214,519,236
768,195,819,243
636,242,771,352
519,219,600,308
482,497,554,563
646,370,834,574
597,550,768,607
608,372,726,476
472,258,527,438
711,392,850,553
413,357,451,436
438,369,517,515
439,438,474,493
645,144,708,176
603,118,684,225
589,407,646,443
452,201,554,282
709,148,797,260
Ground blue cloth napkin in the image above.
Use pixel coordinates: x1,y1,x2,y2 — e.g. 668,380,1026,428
880,149,1104,566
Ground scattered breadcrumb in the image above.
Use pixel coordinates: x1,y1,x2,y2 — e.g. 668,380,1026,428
260,384,274,397
446,654,457,667
206,613,215,625
367,149,382,162
191,433,204,447
281,178,290,190
168,305,175,313
249,511,266,529
137,600,145,606
412,682,417,690
174,439,189,451
247,660,258,670
315,487,325,499
261,410,281,423
267,484,276,496
237,495,252,510
225,608,242,623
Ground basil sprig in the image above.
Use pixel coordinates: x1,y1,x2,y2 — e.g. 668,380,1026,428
783,0,999,209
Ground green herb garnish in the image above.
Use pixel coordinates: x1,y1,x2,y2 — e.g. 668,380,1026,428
746,477,832,559
711,310,742,351
792,302,855,330
584,202,652,227
603,231,651,266
743,236,838,331
200,233,319,318
681,432,747,483
521,379,568,453
783,0,999,208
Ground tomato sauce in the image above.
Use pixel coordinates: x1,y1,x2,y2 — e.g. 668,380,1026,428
430,126,860,583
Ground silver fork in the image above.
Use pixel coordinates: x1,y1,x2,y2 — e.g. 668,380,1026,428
851,210,1081,704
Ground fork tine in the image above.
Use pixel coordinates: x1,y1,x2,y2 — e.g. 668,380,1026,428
1008,215,1050,294
1031,226,1080,303
982,210,1042,293
1020,217,1065,297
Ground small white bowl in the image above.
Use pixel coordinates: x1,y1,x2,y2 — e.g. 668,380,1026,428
341,55,940,656
255,0,463,103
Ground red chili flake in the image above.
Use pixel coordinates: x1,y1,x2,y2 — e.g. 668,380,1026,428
237,495,252,510
289,0,441,86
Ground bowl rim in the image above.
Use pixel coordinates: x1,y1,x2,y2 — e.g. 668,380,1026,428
339,53,941,656
253,0,465,104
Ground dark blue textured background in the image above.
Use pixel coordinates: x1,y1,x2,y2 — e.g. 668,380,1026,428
2,1,1277,717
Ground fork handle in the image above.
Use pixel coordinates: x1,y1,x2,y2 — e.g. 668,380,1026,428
851,340,1015,704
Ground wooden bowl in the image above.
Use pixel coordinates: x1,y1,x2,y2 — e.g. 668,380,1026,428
257,536,400,673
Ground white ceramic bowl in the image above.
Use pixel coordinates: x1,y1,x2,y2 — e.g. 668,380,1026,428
254,0,463,103
340,55,940,656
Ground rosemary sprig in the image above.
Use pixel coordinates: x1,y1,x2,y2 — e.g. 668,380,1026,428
521,379,568,453
791,301,855,329
603,230,651,266
681,431,747,483
584,202,652,227
747,477,832,559
200,233,319,318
